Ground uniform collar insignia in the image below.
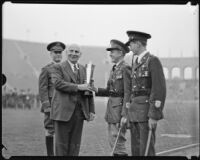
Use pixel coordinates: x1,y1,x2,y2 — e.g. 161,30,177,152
118,60,124,67
140,52,150,64
133,53,150,71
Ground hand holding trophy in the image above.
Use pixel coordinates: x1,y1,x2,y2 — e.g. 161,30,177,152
84,61,95,96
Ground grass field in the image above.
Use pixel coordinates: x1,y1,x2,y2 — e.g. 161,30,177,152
2,98,199,157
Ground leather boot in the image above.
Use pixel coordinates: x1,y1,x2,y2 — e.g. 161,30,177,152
45,136,54,156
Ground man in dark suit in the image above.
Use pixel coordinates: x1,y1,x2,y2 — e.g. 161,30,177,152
50,44,95,156
39,41,66,156
124,31,166,156
91,40,131,156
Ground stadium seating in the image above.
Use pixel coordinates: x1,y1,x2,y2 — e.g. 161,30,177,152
2,39,199,101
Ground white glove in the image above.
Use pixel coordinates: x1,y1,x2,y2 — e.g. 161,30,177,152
155,100,161,108
88,112,95,121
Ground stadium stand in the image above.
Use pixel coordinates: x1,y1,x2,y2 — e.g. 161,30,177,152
2,39,199,101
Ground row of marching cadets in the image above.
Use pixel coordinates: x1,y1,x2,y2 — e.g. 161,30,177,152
38,30,166,156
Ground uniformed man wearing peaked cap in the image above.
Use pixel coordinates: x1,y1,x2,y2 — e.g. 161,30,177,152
91,39,131,156
39,41,65,156
125,31,151,46
106,39,130,53
124,31,166,156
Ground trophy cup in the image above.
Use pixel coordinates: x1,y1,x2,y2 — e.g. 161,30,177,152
85,61,95,96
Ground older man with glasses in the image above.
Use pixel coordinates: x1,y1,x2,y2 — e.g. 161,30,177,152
39,41,66,156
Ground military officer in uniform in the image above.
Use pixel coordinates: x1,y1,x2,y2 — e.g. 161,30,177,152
39,41,66,156
91,40,131,156
124,31,166,156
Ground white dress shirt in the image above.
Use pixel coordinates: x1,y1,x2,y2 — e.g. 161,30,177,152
67,60,79,72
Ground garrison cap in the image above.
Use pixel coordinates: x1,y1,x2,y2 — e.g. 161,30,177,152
126,31,151,46
2,74,7,86
47,41,66,51
106,39,129,54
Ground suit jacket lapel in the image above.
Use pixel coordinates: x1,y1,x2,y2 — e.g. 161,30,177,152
63,61,77,83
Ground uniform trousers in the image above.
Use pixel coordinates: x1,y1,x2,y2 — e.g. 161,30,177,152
108,123,127,155
129,122,156,156
54,103,84,156
43,97,54,136
44,112,54,136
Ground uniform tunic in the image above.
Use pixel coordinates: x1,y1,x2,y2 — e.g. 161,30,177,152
125,52,166,156
96,60,131,155
39,62,55,135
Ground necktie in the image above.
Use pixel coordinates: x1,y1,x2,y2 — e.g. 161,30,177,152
73,64,80,83
73,64,78,75
112,64,116,72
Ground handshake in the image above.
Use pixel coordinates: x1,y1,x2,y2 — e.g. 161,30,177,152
77,82,97,93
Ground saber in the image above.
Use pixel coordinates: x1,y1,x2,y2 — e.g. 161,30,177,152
144,129,152,156
110,126,122,156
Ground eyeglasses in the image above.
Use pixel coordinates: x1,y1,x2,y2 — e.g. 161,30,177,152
69,50,80,53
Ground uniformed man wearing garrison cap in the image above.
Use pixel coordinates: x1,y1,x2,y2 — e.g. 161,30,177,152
39,41,66,156
91,39,131,156
124,31,166,156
